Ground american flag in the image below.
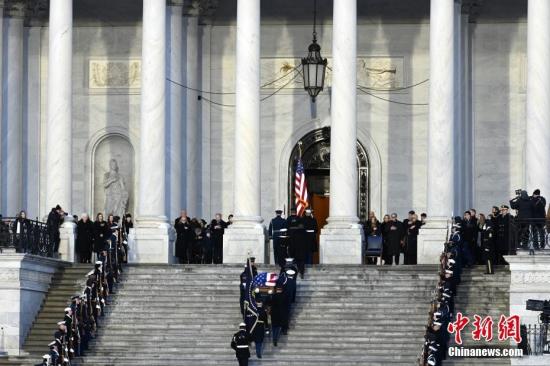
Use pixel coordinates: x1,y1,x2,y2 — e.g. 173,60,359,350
294,158,309,216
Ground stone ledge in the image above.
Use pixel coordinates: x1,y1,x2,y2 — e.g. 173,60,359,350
319,227,364,264
223,224,266,264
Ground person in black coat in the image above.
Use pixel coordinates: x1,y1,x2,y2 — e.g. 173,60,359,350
12,210,31,253
461,211,476,266
47,205,64,254
76,214,94,263
174,211,195,264
404,214,422,265
530,189,547,249
496,205,512,264
93,213,110,259
231,323,250,366
383,213,403,265
480,217,496,274
210,213,227,264
510,190,534,249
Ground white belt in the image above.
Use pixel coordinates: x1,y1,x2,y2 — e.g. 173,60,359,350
306,230,315,233
237,345,248,349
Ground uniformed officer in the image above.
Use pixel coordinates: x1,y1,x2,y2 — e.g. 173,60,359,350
281,258,298,303
231,323,250,366
48,342,59,366
287,212,307,278
269,210,288,267
302,209,318,265
270,285,287,346
239,258,258,316
35,354,50,366
251,301,268,358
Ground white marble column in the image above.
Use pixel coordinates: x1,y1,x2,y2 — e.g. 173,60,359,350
2,4,24,216
186,16,201,218
319,0,363,264
525,0,550,196
167,3,184,220
132,0,176,264
417,0,457,264
223,0,265,264
427,0,455,218
46,0,73,212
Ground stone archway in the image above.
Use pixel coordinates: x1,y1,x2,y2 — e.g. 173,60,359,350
287,127,369,221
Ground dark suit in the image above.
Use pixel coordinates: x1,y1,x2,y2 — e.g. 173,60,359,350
210,219,227,264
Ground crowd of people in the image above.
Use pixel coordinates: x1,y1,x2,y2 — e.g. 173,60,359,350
364,189,549,267
231,256,300,365
38,248,120,365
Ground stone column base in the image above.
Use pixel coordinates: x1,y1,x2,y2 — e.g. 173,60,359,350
417,218,449,264
59,219,76,263
223,224,265,264
129,217,176,264
319,224,364,264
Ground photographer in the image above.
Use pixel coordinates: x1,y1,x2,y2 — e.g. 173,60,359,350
530,189,547,249
510,190,533,249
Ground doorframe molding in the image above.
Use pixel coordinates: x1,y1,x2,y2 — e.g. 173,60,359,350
277,117,383,220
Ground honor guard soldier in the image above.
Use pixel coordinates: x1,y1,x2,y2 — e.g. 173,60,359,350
269,210,288,267
231,323,250,366
251,301,268,359
287,211,307,278
281,258,298,303
239,258,258,316
48,341,59,366
270,284,287,346
35,354,50,366
302,209,318,265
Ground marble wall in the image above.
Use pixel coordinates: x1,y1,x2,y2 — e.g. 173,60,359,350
23,20,528,222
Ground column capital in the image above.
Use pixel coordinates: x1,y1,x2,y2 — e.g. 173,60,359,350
5,0,26,18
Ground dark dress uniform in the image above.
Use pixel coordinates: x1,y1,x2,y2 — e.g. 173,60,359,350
302,214,318,265
210,219,227,264
249,306,268,358
270,288,288,346
287,216,307,277
480,222,496,274
174,217,195,264
239,265,257,316
231,328,250,366
268,212,288,267
76,219,94,263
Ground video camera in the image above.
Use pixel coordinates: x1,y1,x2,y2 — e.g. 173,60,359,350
515,189,523,197
526,299,550,324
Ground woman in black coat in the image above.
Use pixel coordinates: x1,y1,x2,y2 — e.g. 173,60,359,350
93,213,110,259
12,210,31,253
77,214,94,263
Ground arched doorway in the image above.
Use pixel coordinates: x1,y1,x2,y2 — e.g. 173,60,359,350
287,127,369,261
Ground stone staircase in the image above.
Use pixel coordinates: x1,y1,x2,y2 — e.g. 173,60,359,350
24,264,94,354
74,264,440,366
443,265,512,366
0,264,93,366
